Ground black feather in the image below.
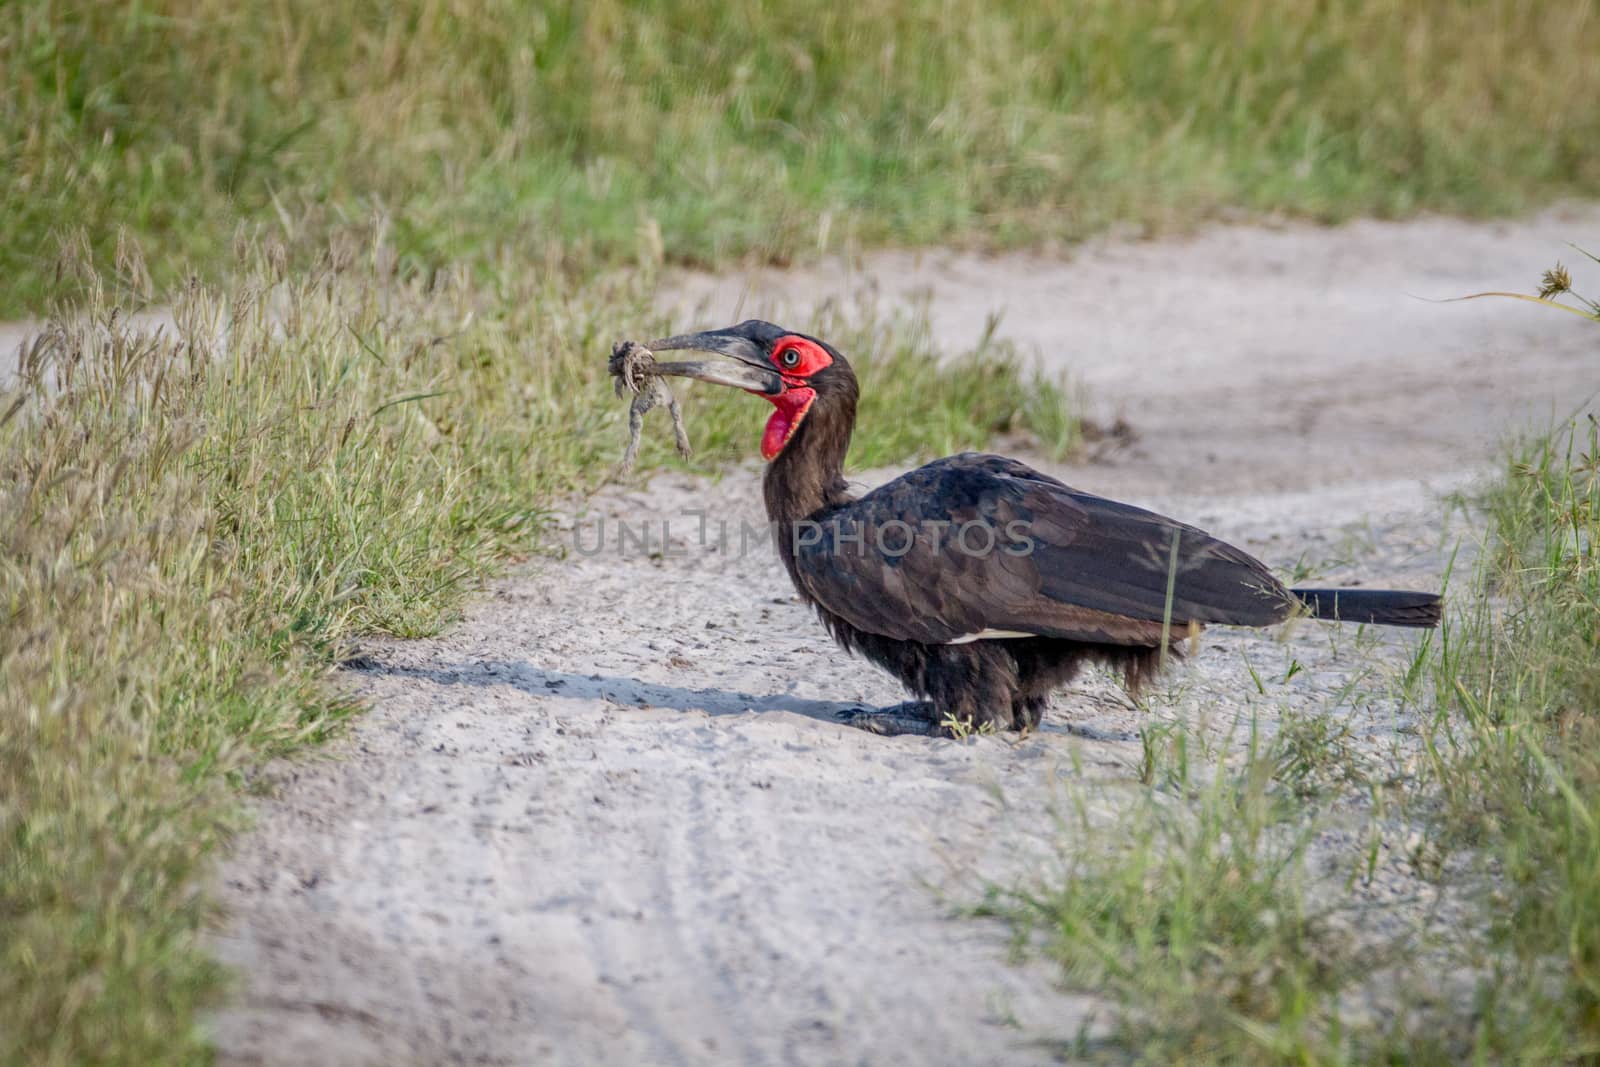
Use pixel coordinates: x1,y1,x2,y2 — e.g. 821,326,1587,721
1291,588,1443,628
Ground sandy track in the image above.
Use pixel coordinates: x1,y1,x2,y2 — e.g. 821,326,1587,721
208,209,1598,1066
667,206,1600,496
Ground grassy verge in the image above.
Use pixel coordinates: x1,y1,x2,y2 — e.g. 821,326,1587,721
982,716,1375,1062
8,0,1600,314
1417,412,1600,1058
982,263,1600,1062
1409,260,1600,1059
0,230,1073,1065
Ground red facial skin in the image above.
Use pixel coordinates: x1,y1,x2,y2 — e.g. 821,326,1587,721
759,336,831,461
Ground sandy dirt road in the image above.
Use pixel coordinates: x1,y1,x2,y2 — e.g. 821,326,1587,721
206,208,1598,1065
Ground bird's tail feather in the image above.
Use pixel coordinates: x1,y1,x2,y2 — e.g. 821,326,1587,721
1290,588,1441,628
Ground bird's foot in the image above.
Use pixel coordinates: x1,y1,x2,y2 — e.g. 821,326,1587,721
836,701,940,737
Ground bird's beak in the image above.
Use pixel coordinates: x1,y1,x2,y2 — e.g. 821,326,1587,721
644,330,785,396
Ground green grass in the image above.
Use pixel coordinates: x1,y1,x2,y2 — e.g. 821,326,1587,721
1406,258,1600,1059
1416,417,1600,1059
0,231,1072,1066
982,717,1370,1063
7,0,1600,314
980,263,1600,1062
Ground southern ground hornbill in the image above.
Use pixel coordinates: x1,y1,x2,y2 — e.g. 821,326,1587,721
624,320,1442,736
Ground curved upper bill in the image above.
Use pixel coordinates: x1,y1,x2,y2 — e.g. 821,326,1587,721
645,330,784,396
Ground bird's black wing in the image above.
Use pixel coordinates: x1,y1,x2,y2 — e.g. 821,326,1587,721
790,453,1295,645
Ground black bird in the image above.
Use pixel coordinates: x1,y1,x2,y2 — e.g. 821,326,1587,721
640,320,1442,736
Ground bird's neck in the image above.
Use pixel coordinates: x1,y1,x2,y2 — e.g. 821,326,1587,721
762,392,855,528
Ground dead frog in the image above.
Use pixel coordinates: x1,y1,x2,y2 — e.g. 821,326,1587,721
609,340,692,475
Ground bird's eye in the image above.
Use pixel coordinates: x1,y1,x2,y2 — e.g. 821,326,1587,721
778,347,800,369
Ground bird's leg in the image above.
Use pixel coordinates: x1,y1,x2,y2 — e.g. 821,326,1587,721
836,701,941,737
666,390,692,460
618,394,647,474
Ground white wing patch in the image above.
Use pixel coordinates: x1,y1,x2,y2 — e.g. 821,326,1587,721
946,629,1036,645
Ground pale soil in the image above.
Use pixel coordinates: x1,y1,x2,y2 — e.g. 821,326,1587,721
0,309,175,384
203,208,1598,1065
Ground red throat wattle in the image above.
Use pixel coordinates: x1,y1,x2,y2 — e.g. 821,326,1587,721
761,388,816,461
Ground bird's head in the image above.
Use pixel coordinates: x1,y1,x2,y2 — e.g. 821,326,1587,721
645,319,854,461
